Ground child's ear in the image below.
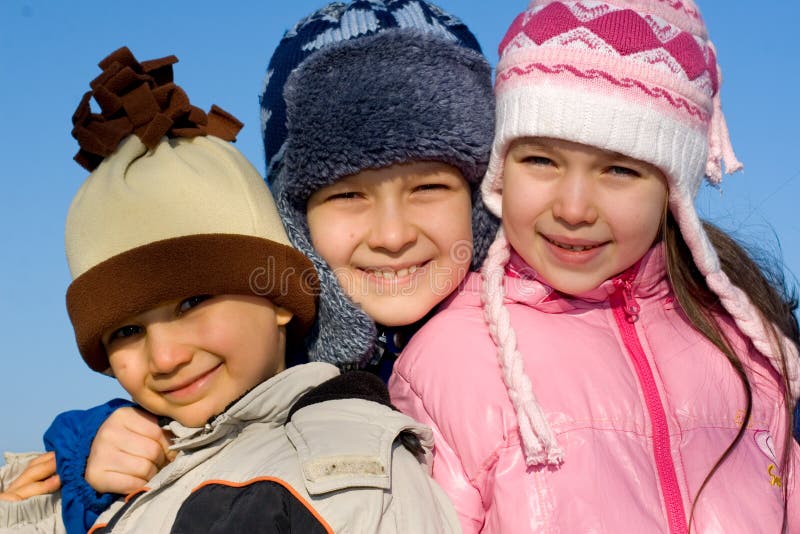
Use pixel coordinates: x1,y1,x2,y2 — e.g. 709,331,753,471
275,306,293,327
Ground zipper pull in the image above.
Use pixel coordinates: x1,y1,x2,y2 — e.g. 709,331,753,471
613,277,640,323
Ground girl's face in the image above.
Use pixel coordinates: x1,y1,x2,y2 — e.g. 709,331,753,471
501,137,668,295
307,161,473,327
104,295,291,427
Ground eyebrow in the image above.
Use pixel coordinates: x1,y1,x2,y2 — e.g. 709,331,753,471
605,150,636,162
514,139,637,163
511,139,549,151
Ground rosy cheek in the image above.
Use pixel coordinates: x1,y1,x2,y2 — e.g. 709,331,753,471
109,356,135,380
109,357,124,372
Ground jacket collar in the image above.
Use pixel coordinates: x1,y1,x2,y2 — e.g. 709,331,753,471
165,362,340,451
453,243,669,311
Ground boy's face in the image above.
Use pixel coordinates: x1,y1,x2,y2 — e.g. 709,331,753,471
306,161,472,327
501,137,668,295
103,294,291,427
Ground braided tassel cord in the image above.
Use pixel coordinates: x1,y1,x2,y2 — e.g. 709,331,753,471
706,271,800,399
481,229,563,466
698,48,799,396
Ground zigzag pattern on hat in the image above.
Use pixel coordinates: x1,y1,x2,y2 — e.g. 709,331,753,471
502,1,717,95
649,0,701,18
529,0,704,25
496,61,710,121
296,1,462,53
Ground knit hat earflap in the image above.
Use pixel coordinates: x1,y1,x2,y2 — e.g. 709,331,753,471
259,1,497,369
67,47,317,374
479,0,800,466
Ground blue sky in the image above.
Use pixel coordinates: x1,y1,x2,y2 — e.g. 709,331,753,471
1,1,798,455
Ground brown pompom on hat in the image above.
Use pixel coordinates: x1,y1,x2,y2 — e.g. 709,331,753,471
66,47,317,374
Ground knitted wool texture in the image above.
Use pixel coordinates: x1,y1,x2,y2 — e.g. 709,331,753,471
479,0,800,466
259,0,497,369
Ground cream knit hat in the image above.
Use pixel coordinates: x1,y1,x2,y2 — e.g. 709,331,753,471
66,47,317,373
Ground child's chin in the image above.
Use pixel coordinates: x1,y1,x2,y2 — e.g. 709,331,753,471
362,295,442,327
165,407,220,429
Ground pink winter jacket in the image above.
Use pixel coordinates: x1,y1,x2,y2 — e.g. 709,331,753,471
389,246,799,533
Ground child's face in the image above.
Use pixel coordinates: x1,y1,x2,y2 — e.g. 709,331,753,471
306,161,472,327
103,295,291,427
502,137,668,295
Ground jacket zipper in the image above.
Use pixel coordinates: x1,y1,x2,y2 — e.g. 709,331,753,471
611,276,688,534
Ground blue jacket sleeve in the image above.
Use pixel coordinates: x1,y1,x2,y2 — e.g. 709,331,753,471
43,398,135,534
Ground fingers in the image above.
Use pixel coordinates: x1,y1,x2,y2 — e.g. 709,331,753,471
85,407,174,494
86,445,157,494
163,444,178,464
6,474,61,501
117,425,170,470
0,453,61,501
6,452,57,491
90,441,158,479
85,469,148,496
119,408,175,468
22,451,56,470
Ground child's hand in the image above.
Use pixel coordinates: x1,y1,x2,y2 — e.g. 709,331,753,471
85,407,175,494
0,451,60,501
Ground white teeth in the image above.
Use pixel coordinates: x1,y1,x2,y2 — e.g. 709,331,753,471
366,264,422,279
548,237,598,252
562,244,592,251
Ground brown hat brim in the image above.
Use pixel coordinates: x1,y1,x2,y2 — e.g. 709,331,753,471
67,234,318,373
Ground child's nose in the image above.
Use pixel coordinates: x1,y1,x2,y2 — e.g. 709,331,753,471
366,202,418,252
145,324,193,375
552,173,598,226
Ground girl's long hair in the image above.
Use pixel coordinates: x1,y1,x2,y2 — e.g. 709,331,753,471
663,212,798,530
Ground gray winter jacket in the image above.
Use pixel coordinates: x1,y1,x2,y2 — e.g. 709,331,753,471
0,452,65,534
1,363,460,533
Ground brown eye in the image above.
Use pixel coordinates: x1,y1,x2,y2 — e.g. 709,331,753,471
178,295,212,314
107,325,143,345
327,191,362,201
414,183,448,192
608,166,640,177
522,156,554,166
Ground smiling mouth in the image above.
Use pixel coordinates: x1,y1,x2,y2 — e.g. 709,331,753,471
161,364,221,395
363,263,425,280
543,235,605,252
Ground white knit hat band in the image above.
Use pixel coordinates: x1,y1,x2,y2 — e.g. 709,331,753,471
482,80,708,217
496,45,715,116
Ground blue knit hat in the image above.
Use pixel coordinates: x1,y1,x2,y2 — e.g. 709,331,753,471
259,0,497,369
260,0,483,181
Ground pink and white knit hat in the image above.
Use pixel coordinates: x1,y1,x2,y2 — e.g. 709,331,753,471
480,0,800,466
